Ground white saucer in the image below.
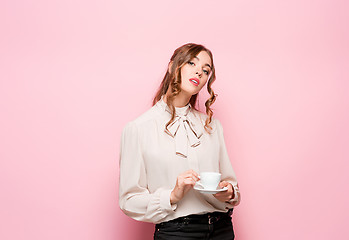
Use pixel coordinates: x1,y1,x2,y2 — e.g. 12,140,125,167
193,184,228,194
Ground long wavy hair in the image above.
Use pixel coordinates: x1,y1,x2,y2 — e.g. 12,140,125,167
152,43,217,134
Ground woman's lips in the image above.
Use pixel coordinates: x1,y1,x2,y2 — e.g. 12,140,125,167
189,78,200,86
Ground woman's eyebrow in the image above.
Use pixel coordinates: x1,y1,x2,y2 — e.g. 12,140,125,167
194,56,212,69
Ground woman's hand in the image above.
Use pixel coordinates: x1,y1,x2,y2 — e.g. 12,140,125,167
170,169,199,204
213,181,234,203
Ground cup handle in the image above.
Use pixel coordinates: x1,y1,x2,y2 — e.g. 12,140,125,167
195,181,204,188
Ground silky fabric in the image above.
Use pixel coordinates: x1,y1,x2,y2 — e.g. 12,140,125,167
119,95,241,224
162,95,203,158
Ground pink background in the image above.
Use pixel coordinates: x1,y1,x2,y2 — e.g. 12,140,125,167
1,0,348,239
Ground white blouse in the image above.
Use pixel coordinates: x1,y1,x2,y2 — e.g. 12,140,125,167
118,95,241,224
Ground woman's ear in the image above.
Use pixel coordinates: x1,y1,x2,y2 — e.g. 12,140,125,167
168,61,173,74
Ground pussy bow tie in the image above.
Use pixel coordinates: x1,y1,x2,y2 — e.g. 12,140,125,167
165,109,203,158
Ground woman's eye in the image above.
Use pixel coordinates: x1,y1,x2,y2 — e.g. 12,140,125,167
188,61,209,75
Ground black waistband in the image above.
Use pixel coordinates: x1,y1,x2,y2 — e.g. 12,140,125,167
157,208,233,226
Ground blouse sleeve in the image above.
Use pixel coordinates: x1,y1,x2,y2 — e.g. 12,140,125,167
216,119,241,207
118,121,177,223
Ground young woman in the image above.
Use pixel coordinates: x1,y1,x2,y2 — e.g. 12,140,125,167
119,43,241,239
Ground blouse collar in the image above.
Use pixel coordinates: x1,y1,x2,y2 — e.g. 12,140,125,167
158,95,191,115
155,95,203,158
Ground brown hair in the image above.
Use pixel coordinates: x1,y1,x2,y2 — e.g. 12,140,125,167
152,43,217,134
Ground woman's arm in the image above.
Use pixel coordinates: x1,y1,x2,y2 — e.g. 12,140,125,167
118,121,177,223
214,119,241,207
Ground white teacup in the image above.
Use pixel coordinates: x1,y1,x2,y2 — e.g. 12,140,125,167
197,172,221,190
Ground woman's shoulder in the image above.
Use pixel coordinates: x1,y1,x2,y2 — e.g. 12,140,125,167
122,104,160,132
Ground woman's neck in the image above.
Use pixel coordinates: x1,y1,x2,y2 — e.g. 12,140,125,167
164,92,191,108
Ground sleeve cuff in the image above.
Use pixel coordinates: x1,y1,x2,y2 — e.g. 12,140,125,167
160,189,177,212
230,184,239,202
226,183,240,205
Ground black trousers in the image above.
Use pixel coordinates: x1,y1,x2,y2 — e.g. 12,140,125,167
154,209,234,240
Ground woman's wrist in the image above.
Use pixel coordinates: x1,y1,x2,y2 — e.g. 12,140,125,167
230,187,235,200
170,190,178,204
226,183,235,202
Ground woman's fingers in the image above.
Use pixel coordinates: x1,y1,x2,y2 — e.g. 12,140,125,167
213,181,233,201
219,181,230,188
186,169,199,178
180,170,200,182
171,170,200,204
183,178,196,186
178,176,198,187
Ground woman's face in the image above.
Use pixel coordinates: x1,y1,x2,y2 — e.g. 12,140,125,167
179,50,212,96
